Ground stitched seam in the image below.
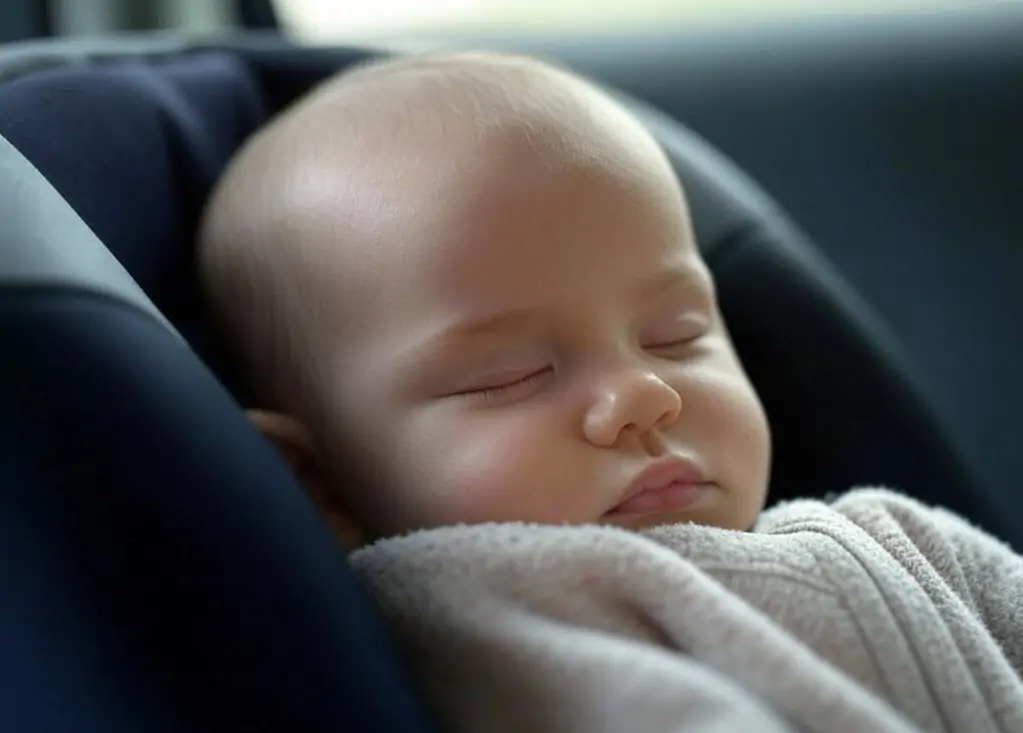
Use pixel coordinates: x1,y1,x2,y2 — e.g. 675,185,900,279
697,563,833,595
708,562,897,706
771,520,960,733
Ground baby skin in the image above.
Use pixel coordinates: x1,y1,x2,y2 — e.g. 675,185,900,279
199,51,772,548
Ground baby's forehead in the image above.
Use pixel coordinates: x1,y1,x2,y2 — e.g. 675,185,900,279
279,53,666,198
256,53,690,323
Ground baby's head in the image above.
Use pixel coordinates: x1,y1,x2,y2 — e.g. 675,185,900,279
198,52,771,546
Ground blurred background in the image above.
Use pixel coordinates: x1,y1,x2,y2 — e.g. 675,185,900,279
2,0,1020,502
0,0,1005,40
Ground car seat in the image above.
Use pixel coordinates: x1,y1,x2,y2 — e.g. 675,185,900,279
0,32,1011,733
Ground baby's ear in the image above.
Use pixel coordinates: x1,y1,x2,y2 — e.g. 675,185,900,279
247,409,316,473
246,409,365,549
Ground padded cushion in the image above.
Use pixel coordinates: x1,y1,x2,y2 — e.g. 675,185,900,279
0,289,436,733
0,36,1008,529
0,41,437,733
0,49,264,392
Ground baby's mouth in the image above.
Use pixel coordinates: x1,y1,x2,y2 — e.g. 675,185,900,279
609,481,709,515
606,456,710,516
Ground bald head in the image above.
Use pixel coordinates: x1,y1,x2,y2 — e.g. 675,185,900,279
197,51,676,415
195,51,770,541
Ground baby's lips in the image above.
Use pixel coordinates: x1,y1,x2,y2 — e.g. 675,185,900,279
610,481,707,515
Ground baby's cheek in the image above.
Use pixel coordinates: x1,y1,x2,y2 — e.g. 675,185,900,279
692,366,771,512
424,417,562,525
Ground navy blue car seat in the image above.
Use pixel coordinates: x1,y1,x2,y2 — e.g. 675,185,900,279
0,32,1011,733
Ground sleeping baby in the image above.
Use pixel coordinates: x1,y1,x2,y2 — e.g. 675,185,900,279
198,51,1023,733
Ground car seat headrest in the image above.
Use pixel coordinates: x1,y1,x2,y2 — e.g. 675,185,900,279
0,134,179,340
0,49,272,395
0,33,999,526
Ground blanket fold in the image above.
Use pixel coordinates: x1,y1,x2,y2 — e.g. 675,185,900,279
351,489,1023,733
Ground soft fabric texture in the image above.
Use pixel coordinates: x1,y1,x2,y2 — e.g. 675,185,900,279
350,489,1023,733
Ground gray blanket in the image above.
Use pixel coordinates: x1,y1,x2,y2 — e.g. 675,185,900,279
351,489,1023,732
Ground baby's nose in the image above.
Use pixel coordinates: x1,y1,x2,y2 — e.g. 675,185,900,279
583,370,682,447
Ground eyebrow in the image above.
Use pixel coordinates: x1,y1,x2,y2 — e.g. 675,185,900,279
403,308,542,362
398,264,713,362
632,265,713,301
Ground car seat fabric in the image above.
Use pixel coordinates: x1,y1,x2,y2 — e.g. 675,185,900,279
0,287,435,733
1,34,1008,521
0,48,266,395
0,32,1013,733
0,47,437,733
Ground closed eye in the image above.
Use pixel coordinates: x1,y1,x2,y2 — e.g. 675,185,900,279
643,334,702,350
456,366,553,404
643,334,691,347
642,330,711,361
641,313,711,354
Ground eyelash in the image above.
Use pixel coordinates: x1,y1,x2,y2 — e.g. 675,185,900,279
453,326,707,403
643,332,705,353
461,367,553,403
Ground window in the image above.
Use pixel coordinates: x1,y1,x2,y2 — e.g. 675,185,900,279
273,0,994,42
